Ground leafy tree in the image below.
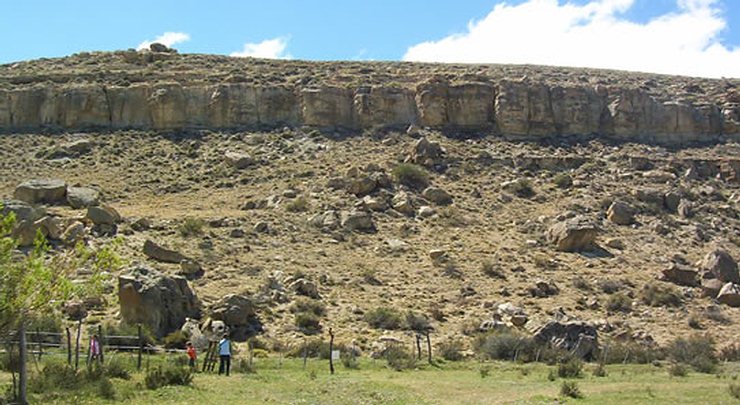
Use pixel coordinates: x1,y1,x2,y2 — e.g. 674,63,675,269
0,207,85,404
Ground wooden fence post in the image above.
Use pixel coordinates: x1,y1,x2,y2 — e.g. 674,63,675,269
329,328,335,375
426,332,432,364
98,325,104,364
415,334,422,360
137,324,143,371
74,320,82,371
66,327,72,366
36,328,42,361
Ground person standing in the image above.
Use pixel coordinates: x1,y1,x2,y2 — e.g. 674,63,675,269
218,334,231,376
186,341,197,369
89,334,102,364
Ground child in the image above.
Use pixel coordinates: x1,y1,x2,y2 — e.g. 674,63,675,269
186,341,197,369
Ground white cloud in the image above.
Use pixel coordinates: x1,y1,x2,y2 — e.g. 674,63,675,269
230,37,292,59
403,0,740,78
137,32,190,50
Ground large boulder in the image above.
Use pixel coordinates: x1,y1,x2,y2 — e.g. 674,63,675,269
67,187,101,209
700,249,739,283
118,266,201,337
422,186,453,205
1,199,44,222
341,210,376,232
224,151,254,169
661,263,700,287
86,204,121,225
14,179,67,205
407,137,445,167
717,283,740,307
209,294,263,341
547,216,598,252
533,321,598,359
143,239,186,263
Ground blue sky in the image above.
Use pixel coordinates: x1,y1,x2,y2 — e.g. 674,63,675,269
1,0,738,77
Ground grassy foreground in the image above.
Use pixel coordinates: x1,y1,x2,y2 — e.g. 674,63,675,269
1,355,739,405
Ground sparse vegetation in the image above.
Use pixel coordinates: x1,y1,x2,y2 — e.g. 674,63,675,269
285,196,310,212
560,381,583,398
640,282,683,307
178,217,205,237
553,173,573,189
438,339,465,361
606,293,632,312
473,331,536,362
392,163,429,189
557,357,583,378
666,335,717,373
144,364,193,389
364,307,404,330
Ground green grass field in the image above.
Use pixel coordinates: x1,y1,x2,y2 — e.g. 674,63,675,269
2,354,739,404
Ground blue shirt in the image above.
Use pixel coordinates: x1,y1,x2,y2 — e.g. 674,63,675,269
219,339,231,356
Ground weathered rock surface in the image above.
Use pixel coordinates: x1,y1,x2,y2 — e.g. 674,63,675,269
118,266,201,337
533,321,598,359
547,216,598,252
661,263,700,287
209,294,262,341
607,201,635,225
14,179,67,204
86,204,120,225
143,239,186,263
701,249,739,283
67,186,101,209
717,283,740,307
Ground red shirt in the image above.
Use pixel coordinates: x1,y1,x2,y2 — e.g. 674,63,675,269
187,346,196,360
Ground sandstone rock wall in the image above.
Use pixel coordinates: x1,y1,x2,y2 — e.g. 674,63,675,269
2,79,739,144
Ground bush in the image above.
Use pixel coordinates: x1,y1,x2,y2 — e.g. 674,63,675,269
285,196,310,213
592,362,607,377
553,173,573,189
364,307,403,330
30,363,80,393
295,312,322,334
479,365,491,378
97,377,116,400
507,179,535,198
233,358,257,374
482,261,506,279
385,345,416,371
560,381,583,399
0,347,19,373
667,335,717,373
719,343,740,362
144,364,193,390
341,352,359,369
557,357,583,378
729,383,740,400
405,312,431,333
668,363,688,377
178,217,205,237
290,297,326,317
474,331,537,362
163,330,189,349
104,358,132,380
392,163,429,189
640,282,682,307
599,341,664,364
286,339,347,360
438,339,465,361
571,276,591,291
606,293,632,312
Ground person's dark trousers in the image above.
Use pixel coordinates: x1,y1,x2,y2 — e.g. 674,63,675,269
189,358,195,368
219,355,231,376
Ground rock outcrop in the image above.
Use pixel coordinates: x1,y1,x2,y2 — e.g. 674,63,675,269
2,73,737,145
118,266,201,337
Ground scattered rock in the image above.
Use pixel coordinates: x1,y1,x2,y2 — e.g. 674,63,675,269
1,199,44,222
717,282,740,307
149,42,172,53
67,187,101,209
118,265,201,337
180,259,203,278
14,179,67,204
607,201,635,225
407,137,445,167
417,205,436,218
347,175,377,196
422,186,453,205
429,249,447,261
677,200,693,218
224,151,254,169
701,278,724,298
86,204,121,225
209,294,262,341
391,191,415,215
131,217,151,231
661,263,699,287
361,195,388,211
308,210,340,230
701,249,739,283
341,210,376,232
61,221,86,245
528,280,560,297
547,215,598,252
287,278,321,299
605,238,625,250
143,239,186,263
63,300,88,321
253,221,269,233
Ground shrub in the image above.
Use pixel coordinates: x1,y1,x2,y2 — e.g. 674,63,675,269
599,342,664,364
598,279,624,294
438,339,465,361
405,311,431,333
557,357,583,378
285,196,310,213
571,276,591,291
719,343,740,362
163,330,189,349
341,352,359,369
560,381,583,399
233,358,257,374
606,293,632,312
30,363,80,393
0,347,19,373
364,307,403,330
385,346,416,371
295,312,322,335
286,339,346,360
290,297,326,317
479,365,491,378
667,335,717,373
507,179,535,198
178,217,205,237
104,358,132,380
592,362,607,377
668,363,688,377
730,383,740,400
474,331,536,362
553,173,573,189
144,364,193,390
392,163,429,189
482,261,506,279
640,282,682,307
97,377,116,400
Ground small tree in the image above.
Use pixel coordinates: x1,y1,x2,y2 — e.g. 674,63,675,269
0,208,88,404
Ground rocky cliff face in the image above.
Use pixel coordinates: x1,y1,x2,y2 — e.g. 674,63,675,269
1,52,738,144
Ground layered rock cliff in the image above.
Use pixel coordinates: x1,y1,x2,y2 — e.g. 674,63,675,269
1,51,738,144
